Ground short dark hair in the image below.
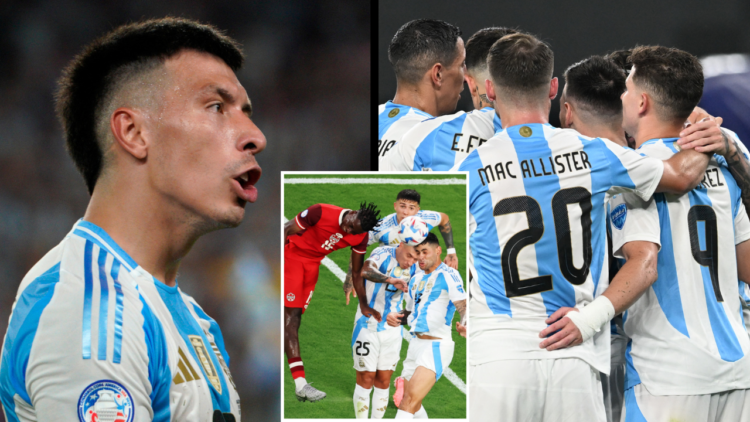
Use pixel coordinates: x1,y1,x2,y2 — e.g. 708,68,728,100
388,19,462,85
357,202,381,232
563,55,626,120
396,189,421,204
418,232,440,247
56,17,245,194
605,49,632,73
465,27,517,74
629,46,703,123
487,32,554,102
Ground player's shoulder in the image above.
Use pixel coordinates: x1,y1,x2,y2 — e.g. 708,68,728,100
436,263,462,280
376,212,399,230
370,244,397,256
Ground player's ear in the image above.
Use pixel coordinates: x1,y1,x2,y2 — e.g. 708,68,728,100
430,63,443,87
549,77,559,100
564,102,573,128
111,107,148,160
639,92,649,117
485,78,497,102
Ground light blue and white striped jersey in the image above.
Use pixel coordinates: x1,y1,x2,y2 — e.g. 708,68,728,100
368,210,442,246
0,220,239,422
458,123,664,373
378,101,433,160
610,137,750,395
405,263,466,339
353,246,416,333
380,107,502,171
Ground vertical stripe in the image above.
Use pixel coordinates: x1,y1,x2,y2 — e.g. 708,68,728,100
461,149,511,315
414,274,446,333
688,188,744,361
140,295,171,422
623,335,642,390
82,240,93,359
351,316,368,348
111,260,124,364
432,342,443,380
652,195,690,337
97,248,109,361
623,387,648,422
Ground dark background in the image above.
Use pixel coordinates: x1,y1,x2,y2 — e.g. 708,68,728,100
379,0,750,129
0,1,369,421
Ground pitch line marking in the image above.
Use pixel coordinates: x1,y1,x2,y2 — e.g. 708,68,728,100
284,217,467,395
284,178,466,185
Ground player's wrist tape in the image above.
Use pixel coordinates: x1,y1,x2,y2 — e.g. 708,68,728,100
447,248,456,255
565,296,615,343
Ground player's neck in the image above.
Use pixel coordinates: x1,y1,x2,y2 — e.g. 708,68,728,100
392,82,438,117
496,102,549,128
631,117,683,149
574,120,628,147
423,261,440,274
83,177,202,287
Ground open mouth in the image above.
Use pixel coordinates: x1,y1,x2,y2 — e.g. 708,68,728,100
233,167,262,203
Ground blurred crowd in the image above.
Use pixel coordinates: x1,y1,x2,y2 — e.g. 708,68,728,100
0,1,369,420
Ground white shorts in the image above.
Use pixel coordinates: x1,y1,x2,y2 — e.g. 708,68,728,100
470,358,606,422
400,337,454,381
622,384,750,422
351,326,403,372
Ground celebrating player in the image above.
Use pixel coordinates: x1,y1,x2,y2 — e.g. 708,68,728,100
0,18,263,420
352,242,418,419
609,46,750,421
386,233,467,419
283,202,381,402
458,32,718,422
379,19,465,160
381,27,514,171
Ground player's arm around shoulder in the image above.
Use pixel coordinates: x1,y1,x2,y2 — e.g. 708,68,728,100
12,268,168,421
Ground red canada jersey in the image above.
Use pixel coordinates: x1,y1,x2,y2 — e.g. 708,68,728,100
287,204,368,261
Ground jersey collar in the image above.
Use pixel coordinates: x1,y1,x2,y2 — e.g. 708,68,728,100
339,208,351,227
638,137,680,151
72,219,139,272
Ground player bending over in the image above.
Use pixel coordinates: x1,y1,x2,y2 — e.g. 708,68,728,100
0,18,264,421
283,202,381,402
352,242,418,419
343,189,459,301
386,233,467,419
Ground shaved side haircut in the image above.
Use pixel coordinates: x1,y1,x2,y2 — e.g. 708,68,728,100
628,45,703,123
56,17,244,194
387,19,462,85
464,27,517,74
487,32,554,105
564,56,626,122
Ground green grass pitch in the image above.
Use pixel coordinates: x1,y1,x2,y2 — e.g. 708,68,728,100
283,173,467,419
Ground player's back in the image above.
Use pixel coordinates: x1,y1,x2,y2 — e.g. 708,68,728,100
288,204,368,260
459,123,663,372
369,210,441,246
407,263,466,339
0,220,239,421
616,138,750,395
378,101,433,160
382,107,502,171
354,246,416,332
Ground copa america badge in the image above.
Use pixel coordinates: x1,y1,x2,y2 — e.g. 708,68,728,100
78,380,134,422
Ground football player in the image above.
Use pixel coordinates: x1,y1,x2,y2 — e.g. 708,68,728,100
283,202,381,402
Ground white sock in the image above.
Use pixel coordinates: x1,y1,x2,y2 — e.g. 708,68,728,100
395,409,415,419
371,387,390,419
414,405,428,419
353,384,372,419
294,377,308,392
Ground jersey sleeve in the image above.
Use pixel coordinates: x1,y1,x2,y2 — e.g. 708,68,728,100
417,210,442,230
3,270,169,422
445,270,467,302
609,192,662,259
295,204,323,229
352,234,368,254
735,198,750,245
365,246,390,270
600,138,665,201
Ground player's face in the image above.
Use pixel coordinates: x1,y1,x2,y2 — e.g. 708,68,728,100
621,69,641,137
147,50,265,230
416,243,441,271
437,38,466,115
341,211,365,235
394,199,420,222
397,243,418,268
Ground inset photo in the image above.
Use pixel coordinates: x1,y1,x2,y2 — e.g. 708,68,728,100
281,172,468,419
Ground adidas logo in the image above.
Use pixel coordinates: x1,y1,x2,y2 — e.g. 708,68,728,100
173,347,201,385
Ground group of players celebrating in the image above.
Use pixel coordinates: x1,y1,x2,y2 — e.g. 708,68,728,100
283,190,466,419
380,19,750,422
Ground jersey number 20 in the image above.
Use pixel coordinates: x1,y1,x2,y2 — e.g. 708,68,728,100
494,187,593,297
